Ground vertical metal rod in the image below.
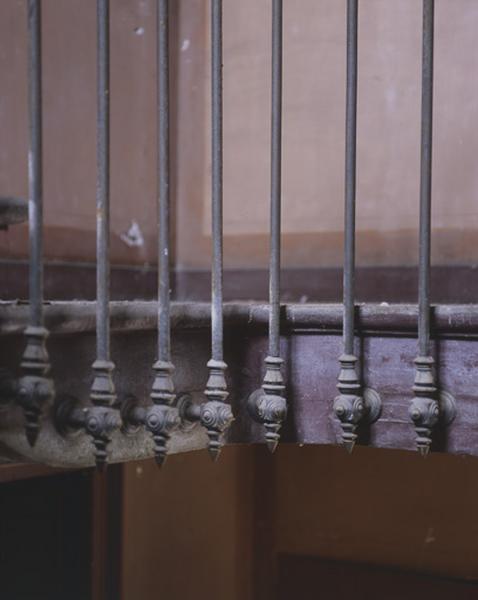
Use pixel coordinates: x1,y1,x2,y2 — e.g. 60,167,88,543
18,0,55,447
201,0,233,461
418,0,434,358
87,0,118,471
334,0,364,453
28,0,43,329
343,0,358,358
410,0,438,455
211,0,224,363
158,0,171,365
269,0,282,360
248,0,288,453
146,0,180,467
96,0,110,364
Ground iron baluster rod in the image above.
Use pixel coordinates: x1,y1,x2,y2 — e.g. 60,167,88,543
158,0,171,371
146,0,180,466
247,0,287,451
334,0,381,451
18,0,54,446
343,0,358,360
183,0,232,460
211,0,224,366
87,0,118,470
269,0,283,363
410,0,439,456
28,0,43,331
204,0,233,460
96,0,110,365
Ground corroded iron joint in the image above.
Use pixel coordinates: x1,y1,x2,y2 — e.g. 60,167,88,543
179,396,233,461
19,325,55,446
410,355,438,456
202,358,233,461
248,355,287,453
55,396,121,471
84,404,121,472
88,358,118,469
334,393,364,452
90,359,116,406
199,399,234,461
150,360,176,405
335,353,362,453
145,403,180,467
147,359,180,466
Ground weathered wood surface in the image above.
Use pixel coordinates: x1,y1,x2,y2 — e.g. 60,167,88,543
0,301,477,466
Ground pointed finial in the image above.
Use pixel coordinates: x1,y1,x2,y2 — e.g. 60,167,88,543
203,359,232,461
145,403,180,467
410,355,439,455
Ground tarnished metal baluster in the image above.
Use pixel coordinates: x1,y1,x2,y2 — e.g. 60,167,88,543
145,0,180,467
203,0,233,460
409,0,439,456
247,0,287,452
18,0,55,446
181,0,232,461
334,0,380,452
86,0,119,470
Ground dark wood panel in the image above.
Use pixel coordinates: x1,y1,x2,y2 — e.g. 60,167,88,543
0,471,92,600
277,555,478,600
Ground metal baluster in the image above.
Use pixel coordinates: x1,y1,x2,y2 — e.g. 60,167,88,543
53,0,120,470
18,0,54,446
409,0,439,455
82,0,120,471
180,0,233,461
143,0,180,466
118,0,180,462
334,0,380,452
247,0,287,452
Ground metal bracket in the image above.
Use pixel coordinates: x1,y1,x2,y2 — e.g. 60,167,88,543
178,391,233,461
439,389,457,426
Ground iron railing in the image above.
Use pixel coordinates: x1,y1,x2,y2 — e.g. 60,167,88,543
0,0,465,469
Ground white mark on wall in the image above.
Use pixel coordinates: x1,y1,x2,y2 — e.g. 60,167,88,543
181,39,190,52
134,26,145,36
120,220,145,248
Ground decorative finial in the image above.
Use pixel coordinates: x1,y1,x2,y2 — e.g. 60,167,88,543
18,325,54,446
88,359,118,469
334,353,381,453
179,362,233,462
247,356,287,453
203,359,233,460
334,353,363,453
410,355,439,456
146,359,180,467
54,392,120,471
